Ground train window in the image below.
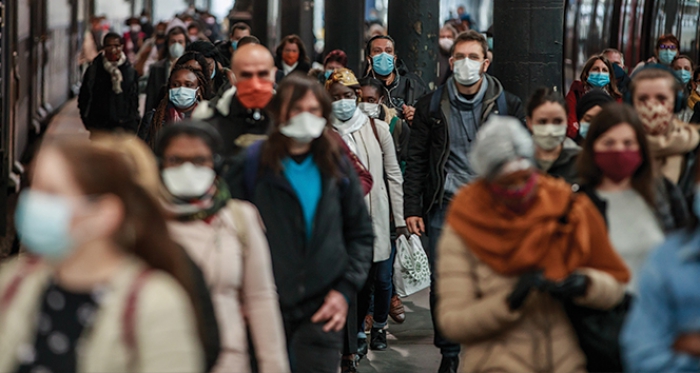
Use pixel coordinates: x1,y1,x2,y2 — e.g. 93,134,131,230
679,0,700,58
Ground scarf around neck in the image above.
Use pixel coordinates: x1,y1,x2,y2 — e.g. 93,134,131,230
446,175,630,282
332,109,368,154
102,52,127,94
689,90,700,110
164,177,231,222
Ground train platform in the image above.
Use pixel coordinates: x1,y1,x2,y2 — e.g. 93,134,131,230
43,98,443,373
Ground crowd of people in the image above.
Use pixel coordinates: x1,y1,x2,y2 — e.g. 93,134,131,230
3,4,700,373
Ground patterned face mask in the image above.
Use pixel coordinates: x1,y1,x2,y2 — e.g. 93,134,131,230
637,101,674,136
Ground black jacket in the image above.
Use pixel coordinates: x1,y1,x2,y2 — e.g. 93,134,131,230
403,75,526,218
274,58,311,83
198,87,273,157
541,146,580,185
144,58,171,114
78,54,140,132
576,178,690,233
226,151,374,321
366,59,429,117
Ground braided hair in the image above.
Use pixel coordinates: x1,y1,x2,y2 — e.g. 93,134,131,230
149,65,208,148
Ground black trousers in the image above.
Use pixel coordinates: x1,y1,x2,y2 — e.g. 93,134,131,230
284,317,343,373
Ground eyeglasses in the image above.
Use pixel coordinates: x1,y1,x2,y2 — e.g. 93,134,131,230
659,45,678,50
163,156,213,167
104,45,122,50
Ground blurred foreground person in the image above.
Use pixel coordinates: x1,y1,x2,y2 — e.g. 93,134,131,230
78,32,140,135
155,121,290,373
0,139,204,372
526,87,579,184
620,149,700,371
576,104,689,290
227,75,373,372
436,116,629,373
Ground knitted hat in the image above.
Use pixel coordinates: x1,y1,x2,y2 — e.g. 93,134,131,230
576,89,614,122
470,116,534,180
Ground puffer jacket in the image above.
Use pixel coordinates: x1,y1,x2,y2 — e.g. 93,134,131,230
403,74,526,218
436,226,627,373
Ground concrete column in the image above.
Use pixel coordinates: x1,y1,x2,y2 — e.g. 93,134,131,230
280,0,314,54
491,0,565,101
387,0,439,86
325,0,364,74
251,0,268,46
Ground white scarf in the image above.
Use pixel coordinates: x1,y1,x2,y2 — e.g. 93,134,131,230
283,61,298,75
102,52,127,94
332,109,368,154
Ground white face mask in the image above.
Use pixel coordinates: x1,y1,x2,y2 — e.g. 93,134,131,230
279,112,328,144
532,124,567,151
358,102,381,118
453,58,483,86
162,162,216,198
439,38,454,52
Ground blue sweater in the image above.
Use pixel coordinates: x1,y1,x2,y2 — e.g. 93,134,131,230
282,156,322,240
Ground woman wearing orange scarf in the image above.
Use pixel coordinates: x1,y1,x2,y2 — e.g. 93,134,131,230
435,116,630,373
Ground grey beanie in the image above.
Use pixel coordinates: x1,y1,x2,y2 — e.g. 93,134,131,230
469,116,534,180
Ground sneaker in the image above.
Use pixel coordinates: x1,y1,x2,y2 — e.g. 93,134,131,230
437,355,459,373
341,355,357,373
370,327,387,350
389,295,406,323
357,337,369,358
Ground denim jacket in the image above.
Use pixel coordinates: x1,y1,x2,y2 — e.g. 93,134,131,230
620,230,700,372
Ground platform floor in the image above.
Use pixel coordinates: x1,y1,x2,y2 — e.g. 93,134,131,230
44,98,444,373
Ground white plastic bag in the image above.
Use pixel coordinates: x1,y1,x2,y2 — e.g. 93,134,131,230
393,235,431,297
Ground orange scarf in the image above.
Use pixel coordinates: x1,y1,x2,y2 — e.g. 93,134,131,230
446,176,630,282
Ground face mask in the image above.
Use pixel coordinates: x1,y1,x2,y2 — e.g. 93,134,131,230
323,69,333,80
231,40,238,50
169,42,185,59
453,58,483,86
372,53,395,76
236,78,274,109
587,72,611,88
358,102,381,118
637,102,673,136
279,112,327,144
140,16,149,24
489,172,539,214
676,69,692,84
332,99,357,122
439,38,454,52
531,124,567,151
15,190,75,261
162,162,216,198
169,87,199,109
130,24,141,33
594,150,642,183
487,37,494,50
282,51,299,66
659,49,677,65
579,122,591,138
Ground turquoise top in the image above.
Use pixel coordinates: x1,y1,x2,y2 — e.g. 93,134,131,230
282,155,322,240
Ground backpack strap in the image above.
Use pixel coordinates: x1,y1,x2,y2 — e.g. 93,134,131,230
0,256,42,311
122,268,154,372
496,91,508,116
368,117,383,154
243,141,265,199
429,86,445,120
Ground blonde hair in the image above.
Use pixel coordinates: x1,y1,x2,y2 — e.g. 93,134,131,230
90,132,168,200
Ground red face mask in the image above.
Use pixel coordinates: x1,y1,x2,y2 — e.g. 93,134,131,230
282,51,300,66
236,78,274,109
489,172,539,214
594,150,642,183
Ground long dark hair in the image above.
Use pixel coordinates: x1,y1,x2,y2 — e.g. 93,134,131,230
262,74,342,177
576,103,655,206
275,34,310,64
581,55,622,99
186,40,228,92
45,139,206,348
526,87,568,117
159,27,189,61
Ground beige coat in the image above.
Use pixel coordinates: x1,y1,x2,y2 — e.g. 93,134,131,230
436,226,627,373
168,201,290,373
351,118,405,262
0,256,204,373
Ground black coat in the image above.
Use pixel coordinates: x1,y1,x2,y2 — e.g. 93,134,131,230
78,54,140,132
542,146,580,185
225,152,374,321
403,74,526,218
366,59,429,118
144,59,171,114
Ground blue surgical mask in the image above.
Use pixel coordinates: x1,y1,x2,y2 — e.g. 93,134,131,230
332,99,357,121
15,190,75,261
231,40,239,51
169,87,199,109
579,122,591,138
676,69,692,84
587,72,611,88
324,69,333,80
487,37,494,50
659,49,677,65
372,53,395,76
